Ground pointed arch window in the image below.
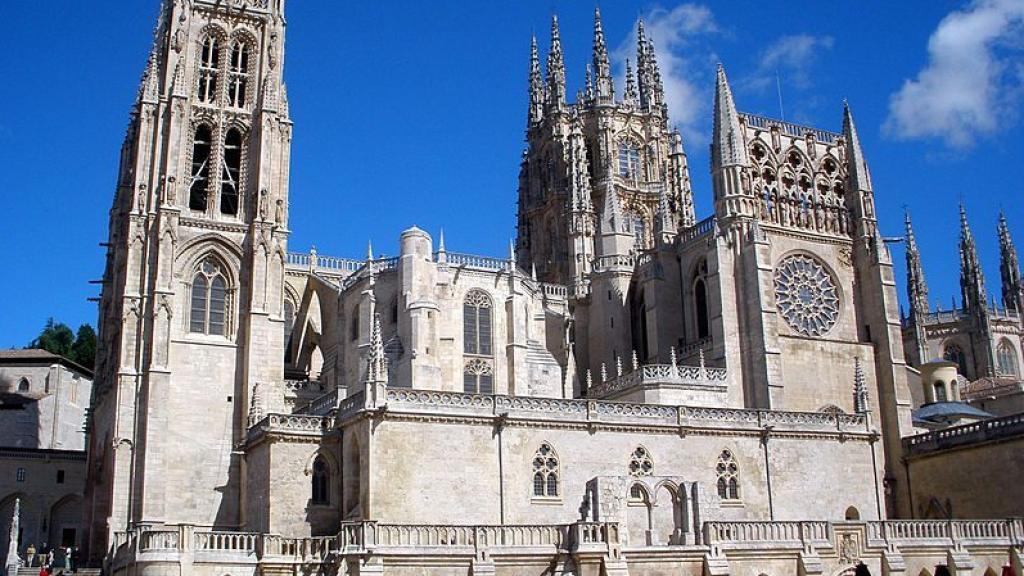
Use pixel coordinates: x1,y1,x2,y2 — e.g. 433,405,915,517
463,290,492,356
933,381,948,403
693,259,710,339
197,36,220,103
190,259,229,336
532,443,559,498
997,339,1019,376
18,378,30,393
189,125,213,211
227,40,250,108
716,450,740,500
220,128,242,215
311,455,330,505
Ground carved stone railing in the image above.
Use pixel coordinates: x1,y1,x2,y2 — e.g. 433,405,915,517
444,252,511,272
194,531,259,553
903,412,1024,456
681,215,717,244
284,379,324,394
297,388,340,416
139,530,180,551
540,282,568,300
587,362,729,400
246,413,333,444
339,521,597,553
866,519,1023,547
381,389,870,435
593,254,636,271
738,112,840,145
704,521,831,549
286,251,362,274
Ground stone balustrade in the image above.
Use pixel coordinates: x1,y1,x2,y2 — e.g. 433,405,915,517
738,112,840,144
903,412,1024,456
681,215,717,244
587,362,728,400
704,521,831,549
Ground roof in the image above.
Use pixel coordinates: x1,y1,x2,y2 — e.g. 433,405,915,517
961,376,1024,399
0,348,94,378
912,401,992,423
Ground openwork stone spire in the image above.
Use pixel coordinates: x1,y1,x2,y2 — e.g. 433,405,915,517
998,211,1022,312
528,35,544,126
366,313,387,385
546,15,566,110
904,210,930,319
624,58,638,106
592,8,614,102
711,64,747,170
567,113,593,213
959,203,987,315
636,19,663,111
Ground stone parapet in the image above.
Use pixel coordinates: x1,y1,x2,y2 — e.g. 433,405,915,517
903,412,1024,456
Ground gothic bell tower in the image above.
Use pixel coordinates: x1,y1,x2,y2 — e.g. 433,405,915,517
85,0,292,560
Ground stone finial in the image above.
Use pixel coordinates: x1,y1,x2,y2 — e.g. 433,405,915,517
247,381,264,427
669,346,678,368
528,34,544,126
601,363,608,383
308,246,318,272
5,498,20,570
624,58,638,106
616,355,623,377
631,350,639,371
699,349,707,380
546,15,566,109
586,369,593,391
712,64,748,171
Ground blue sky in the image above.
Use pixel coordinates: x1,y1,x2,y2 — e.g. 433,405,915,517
0,1,1021,347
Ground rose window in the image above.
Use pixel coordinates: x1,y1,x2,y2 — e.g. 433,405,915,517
774,254,840,337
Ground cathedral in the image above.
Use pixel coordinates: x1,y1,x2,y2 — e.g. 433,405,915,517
74,1,1023,576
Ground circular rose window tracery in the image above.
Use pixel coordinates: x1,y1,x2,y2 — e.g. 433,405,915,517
774,254,840,337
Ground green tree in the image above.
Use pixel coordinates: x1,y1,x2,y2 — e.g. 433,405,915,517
30,317,75,357
71,324,97,369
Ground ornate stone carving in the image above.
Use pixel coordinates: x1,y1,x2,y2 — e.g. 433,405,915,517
774,254,840,337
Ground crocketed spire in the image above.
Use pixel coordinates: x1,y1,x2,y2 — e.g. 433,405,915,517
528,35,544,126
636,19,663,110
592,8,614,102
959,203,986,315
998,211,1021,312
842,102,872,193
546,15,566,110
904,210,930,319
623,58,638,106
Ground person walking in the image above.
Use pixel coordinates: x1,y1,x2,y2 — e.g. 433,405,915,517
25,544,36,568
69,547,80,574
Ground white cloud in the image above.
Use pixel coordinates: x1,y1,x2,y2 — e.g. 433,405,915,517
612,4,720,145
743,35,834,93
883,0,1024,148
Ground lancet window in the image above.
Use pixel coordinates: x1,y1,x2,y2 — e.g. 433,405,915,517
311,455,330,505
189,259,230,336
197,36,220,104
220,128,242,215
693,259,710,339
618,139,641,179
283,300,295,363
463,358,493,394
227,40,250,108
189,125,213,211
716,450,740,500
532,443,559,498
463,290,492,356
997,339,1019,376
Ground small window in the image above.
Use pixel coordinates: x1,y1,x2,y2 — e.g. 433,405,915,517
284,300,295,363
845,506,860,521
463,358,493,394
311,455,329,505
16,468,26,482
350,309,359,341
628,483,648,504
933,381,948,403
57,470,65,484
716,450,740,500
532,443,559,498
18,378,30,392
628,446,653,476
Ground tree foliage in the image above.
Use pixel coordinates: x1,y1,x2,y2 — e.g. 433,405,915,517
29,318,96,369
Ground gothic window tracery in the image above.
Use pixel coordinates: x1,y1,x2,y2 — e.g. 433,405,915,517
944,344,968,376
189,258,230,336
532,443,559,498
774,254,840,337
197,36,220,104
463,358,493,394
189,125,213,211
463,290,492,356
227,40,250,108
220,128,242,215
628,446,653,476
997,339,1019,376
716,450,740,500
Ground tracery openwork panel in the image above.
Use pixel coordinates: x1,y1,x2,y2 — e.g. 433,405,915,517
774,254,840,337
628,446,653,476
532,443,559,498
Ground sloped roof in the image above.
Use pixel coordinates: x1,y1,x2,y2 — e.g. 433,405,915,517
0,348,93,377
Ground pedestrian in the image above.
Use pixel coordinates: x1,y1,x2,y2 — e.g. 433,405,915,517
26,543,37,567
38,564,50,576
70,547,80,574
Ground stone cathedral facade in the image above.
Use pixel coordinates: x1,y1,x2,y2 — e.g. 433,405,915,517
82,2,1024,576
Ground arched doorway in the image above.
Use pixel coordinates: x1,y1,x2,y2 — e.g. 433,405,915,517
48,494,83,548
626,483,650,546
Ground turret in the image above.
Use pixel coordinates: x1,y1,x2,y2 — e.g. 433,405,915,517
591,9,614,103
998,211,1022,313
546,16,565,111
842,103,879,241
668,129,695,228
711,64,751,220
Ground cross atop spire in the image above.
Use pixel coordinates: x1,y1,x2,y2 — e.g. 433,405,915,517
546,15,566,110
711,64,747,170
592,8,614,102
